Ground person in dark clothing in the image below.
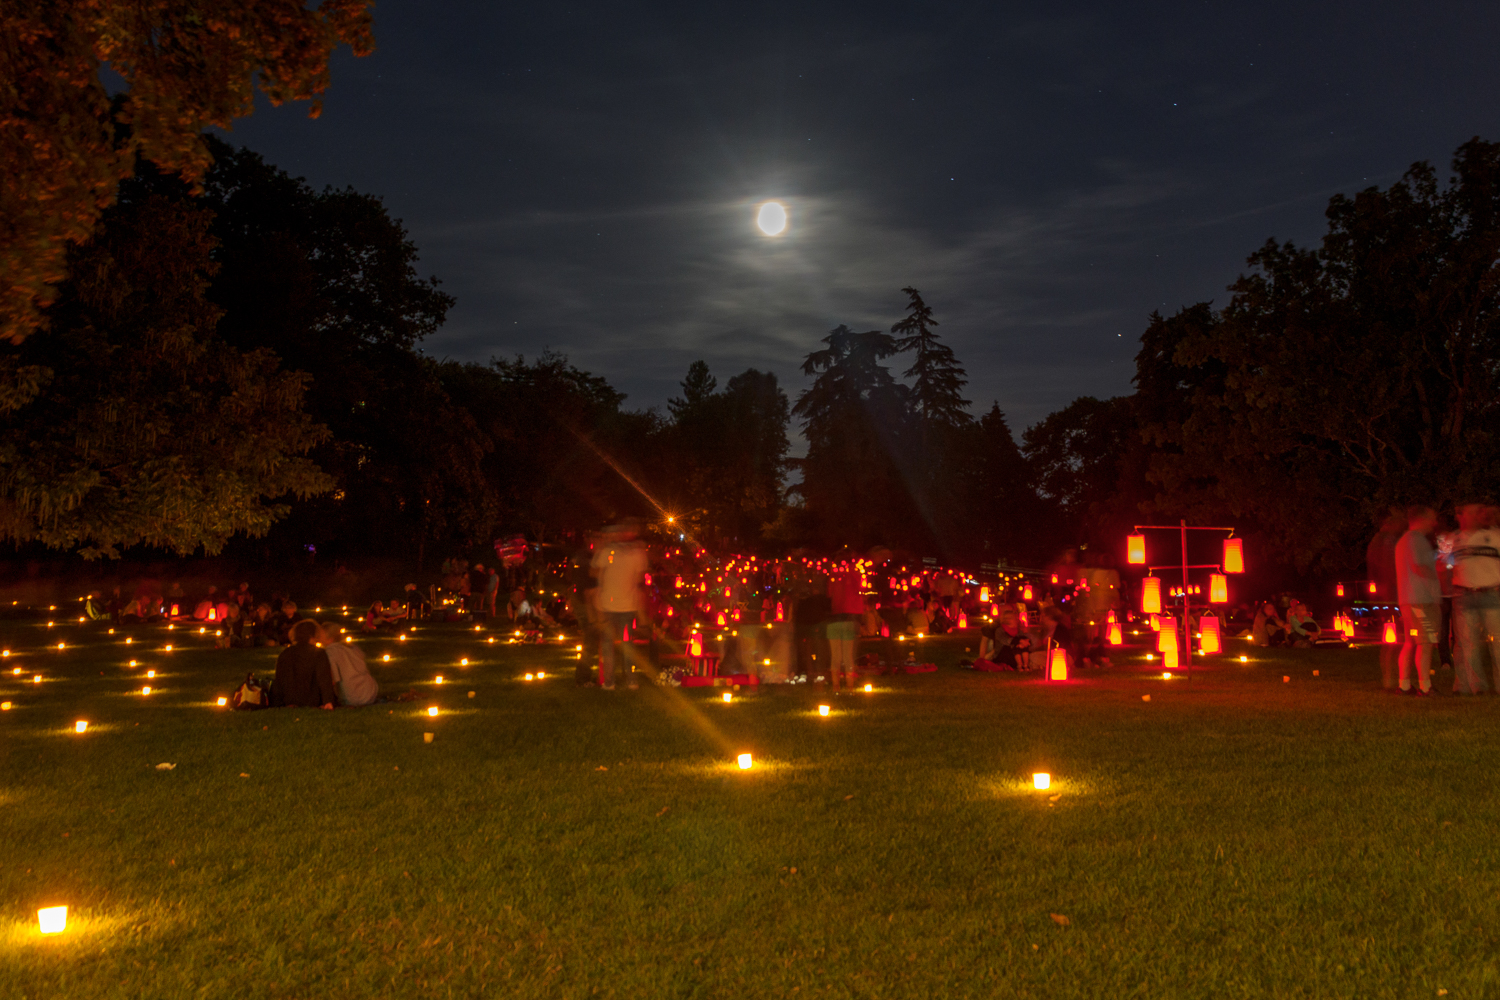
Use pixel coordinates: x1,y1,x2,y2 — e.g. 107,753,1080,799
270,620,337,709
571,542,598,685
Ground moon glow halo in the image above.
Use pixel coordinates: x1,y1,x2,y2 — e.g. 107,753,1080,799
757,201,788,236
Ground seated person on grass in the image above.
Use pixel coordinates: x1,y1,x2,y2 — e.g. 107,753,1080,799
905,598,931,635
363,601,402,632
270,620,337,709
858,595,884,639
272,600,299,645
245,602,279,646
1285,600,1320,647
1252,602,1289,647
318,622,379,706
996,607,1034,669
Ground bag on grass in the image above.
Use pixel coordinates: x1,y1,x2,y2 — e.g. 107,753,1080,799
231,672,269,710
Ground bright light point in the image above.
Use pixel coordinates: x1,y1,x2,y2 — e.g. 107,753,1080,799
217,697,228,707
737,753,753,770
33,675,41,684
146,670,155,678
399,635,407,641
1162,672,1171,679
75,720,87,733
1033,773,1051,790
435,676,444,684
427,706,439,717
460,658,468,666
128,660,136,667
125,637,132,644
722,692,732,703
524,673,534,681
141,686,151,695
382,654,390,662
756,201,788,235
1240,655,1248,663
864,683,873,692
1,702,10,710
537,671,546,679
38,906,66,934
818,704,830,717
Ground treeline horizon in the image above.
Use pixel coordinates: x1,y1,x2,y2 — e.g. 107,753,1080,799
7,136,1500,578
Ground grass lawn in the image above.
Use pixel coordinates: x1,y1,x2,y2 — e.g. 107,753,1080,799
2,613,1498,999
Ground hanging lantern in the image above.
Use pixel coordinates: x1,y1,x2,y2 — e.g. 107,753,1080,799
1382,620,1398,644
990,603,1000,617
775,602,784,623
1048,646,1068,681
1336,582,1345,598
1200,614,1222,654
731,608,741,621
1107,622,1123,645
1223,537,1244,573
1369,581,1378,595
1019,584,1031,601
1107,608,1117,623
716,612,726,627
1343,616,1356,640
1209,573,1228,604
675,576,683,589
1141,576,1162,614
979,586,990,603
1051,574,1059,584
207,606,216,621
1127,533,1146,565
689,632,704,657
957,612,968,629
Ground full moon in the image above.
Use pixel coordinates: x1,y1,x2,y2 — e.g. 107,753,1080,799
757,201,788,236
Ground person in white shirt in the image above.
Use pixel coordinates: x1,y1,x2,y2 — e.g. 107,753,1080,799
1447,502,1500,695
590,520,649,690
318,622,379,706
1394,506,1440,695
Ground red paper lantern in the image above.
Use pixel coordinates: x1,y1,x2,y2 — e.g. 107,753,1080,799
689,632,703,657
1107,622,1123,645
1336,582,1345,597
716,612,726,627
1127,533,1146,565
1369,581,1378,595
1200,614,1222,654
1209,573,1228,604
1141,576,1163,615
1223,537,1244,574
957,612,968,629
1048,646,1068,681
1382,620,1397,644
1022,584,1034,601
979,586,989,603
775,602,784,623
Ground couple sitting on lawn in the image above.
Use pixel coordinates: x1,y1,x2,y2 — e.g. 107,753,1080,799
270,620,380,709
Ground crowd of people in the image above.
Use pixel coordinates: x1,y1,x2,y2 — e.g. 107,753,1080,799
81,499,1500,706
1364,501,1500,697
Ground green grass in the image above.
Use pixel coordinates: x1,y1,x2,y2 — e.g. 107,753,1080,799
2,614,1498,998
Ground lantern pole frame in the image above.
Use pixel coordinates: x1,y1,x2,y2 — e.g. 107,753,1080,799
1132,521,1239,683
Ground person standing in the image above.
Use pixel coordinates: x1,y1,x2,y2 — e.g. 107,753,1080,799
571,540,599,685
591,520,649,690
1366,510,1405,688
1394,505,1440,695
1448,502,1500,695
825,567,864,692
485,565,501,617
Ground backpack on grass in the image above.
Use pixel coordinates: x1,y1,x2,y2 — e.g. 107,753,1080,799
231,673,269,710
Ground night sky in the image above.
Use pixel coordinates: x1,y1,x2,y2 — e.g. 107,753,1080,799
226,1,1500,431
